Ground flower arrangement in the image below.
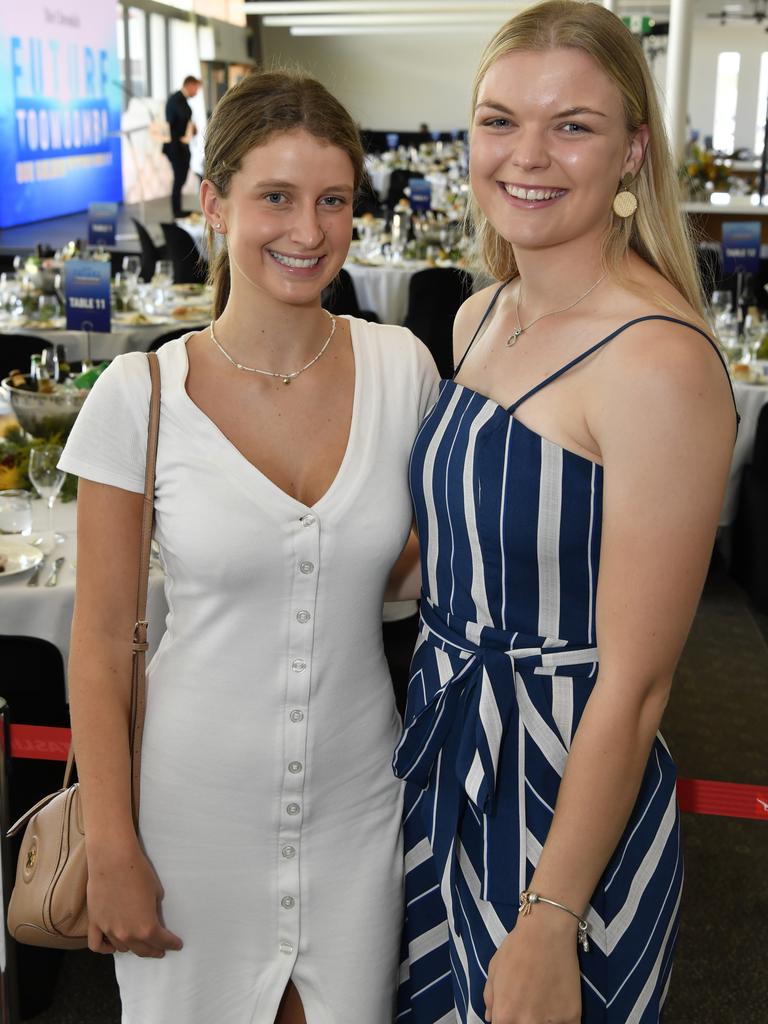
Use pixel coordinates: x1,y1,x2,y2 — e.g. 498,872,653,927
680,144,733,197
0,424,77,500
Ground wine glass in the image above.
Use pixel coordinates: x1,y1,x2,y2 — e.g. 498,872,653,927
122,255,142,292
709,289,731,328
28,444,66,545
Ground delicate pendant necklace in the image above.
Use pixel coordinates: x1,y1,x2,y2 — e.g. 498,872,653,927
506,272,607,346
209,310,337,384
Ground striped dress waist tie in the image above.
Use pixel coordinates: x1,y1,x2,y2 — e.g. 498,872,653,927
393,596,599,904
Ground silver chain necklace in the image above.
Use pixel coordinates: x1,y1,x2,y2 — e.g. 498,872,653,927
507,272,607,346
209,310,337,384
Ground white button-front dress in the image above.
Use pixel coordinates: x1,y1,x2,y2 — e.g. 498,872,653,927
59,318,439,1024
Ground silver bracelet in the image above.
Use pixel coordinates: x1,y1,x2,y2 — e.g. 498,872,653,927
518,890,590,952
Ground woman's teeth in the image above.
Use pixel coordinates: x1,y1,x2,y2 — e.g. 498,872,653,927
269,252,321,268
504,185,566,201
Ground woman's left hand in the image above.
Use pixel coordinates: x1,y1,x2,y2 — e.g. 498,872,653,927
483,912,582,1023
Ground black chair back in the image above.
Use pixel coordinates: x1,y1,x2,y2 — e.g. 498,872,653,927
404,267,474,378
131,218,167,283
322,269,380,323
0,334,53,382
160,223,208,285
148,325,208,351
387,169,420,208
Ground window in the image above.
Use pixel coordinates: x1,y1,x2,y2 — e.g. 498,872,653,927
150,14,168,100
712,51,740,155
755,53,768,156
127,7,148,99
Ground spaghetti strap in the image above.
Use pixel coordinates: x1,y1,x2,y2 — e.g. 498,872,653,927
509,314,741,430
453,279,514,378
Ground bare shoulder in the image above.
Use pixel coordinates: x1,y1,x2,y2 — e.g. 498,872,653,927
595,315,736,445
452,282,507,364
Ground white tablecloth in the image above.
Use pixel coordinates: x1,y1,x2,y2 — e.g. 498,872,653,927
721,381,768,526
344,260,427,325
0,500,168,687
1,322,202,364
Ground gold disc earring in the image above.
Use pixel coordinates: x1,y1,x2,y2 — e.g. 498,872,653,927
612,173,638,218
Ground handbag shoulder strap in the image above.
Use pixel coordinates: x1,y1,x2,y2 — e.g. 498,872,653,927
63,352,161,834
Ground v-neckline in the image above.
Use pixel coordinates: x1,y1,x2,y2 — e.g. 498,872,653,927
176,317,361,512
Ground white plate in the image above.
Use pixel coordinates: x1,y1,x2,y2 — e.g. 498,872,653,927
112,313,169,326
0,539,43,579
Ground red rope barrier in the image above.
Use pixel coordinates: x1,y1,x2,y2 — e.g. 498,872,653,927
4,727,767,820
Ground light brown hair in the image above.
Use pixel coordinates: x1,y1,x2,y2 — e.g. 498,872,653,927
203,68,364,317
469,0,705,319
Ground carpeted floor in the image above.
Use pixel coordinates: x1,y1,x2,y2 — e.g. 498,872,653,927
17,559,768,1023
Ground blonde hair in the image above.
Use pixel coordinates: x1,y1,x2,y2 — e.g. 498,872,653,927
203,68,364,318
468,0,705,320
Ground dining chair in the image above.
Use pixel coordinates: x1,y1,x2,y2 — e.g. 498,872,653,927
403,267,474,379
732,403,768,611
131,217,168,283
322,269,380,322
0,333,54,382
160,223,209,285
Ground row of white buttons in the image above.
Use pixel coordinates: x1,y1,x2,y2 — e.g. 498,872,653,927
278,514,318,959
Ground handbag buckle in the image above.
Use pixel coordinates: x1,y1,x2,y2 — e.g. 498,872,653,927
132,620,149,652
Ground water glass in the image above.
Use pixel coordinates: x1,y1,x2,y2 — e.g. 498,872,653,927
153,260,173,287
122,255,142,287
28,445,66,541
37,293,61,322
0,490,33,535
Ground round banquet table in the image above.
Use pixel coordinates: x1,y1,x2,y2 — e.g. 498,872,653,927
0,499,168,689
343,259,428,326
722,380,768,526
0,319,208,364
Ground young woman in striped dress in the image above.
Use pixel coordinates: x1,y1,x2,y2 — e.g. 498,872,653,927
391,3,737,1022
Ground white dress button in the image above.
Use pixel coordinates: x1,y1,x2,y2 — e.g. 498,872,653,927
279,940,294,955
300,513,316,527
286,803,301,815
291,658,307,672
299,561,314,574
289,709,304,723
281,895,296,909
296,609,311,624
281,845,297,858
288,761,303,774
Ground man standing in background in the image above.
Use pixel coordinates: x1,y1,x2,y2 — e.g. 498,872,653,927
163,75,201,217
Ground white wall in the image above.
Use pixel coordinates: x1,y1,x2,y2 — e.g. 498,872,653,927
261,26,488,131
263,20,768,151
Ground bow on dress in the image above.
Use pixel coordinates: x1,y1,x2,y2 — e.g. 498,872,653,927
393,597,599,903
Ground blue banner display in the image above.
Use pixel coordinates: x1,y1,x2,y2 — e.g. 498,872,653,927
64,258,111,333
721,221,762,276
409,178,432,213
0,3,123,228
88,201,117,246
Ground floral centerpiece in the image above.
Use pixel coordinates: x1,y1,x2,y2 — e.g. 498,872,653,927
680,144,734,198
0,424,77,500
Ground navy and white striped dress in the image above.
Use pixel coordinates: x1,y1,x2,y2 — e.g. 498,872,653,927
392,298,729,1023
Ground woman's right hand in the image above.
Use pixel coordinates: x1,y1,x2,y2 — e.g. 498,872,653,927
86,843,183,958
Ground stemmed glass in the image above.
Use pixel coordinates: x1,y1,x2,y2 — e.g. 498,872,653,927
122,255,142,286
28,444,67,545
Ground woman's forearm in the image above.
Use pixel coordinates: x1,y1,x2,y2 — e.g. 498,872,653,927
528,672,672,916
68,620,141,859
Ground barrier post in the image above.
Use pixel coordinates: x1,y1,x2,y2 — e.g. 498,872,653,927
0,699,20,1023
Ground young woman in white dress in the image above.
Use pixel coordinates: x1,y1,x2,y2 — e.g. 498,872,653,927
60,70,438,1024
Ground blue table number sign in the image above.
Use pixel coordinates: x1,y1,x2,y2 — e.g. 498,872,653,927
64,259,111,333
409,178,432,213
386,133,400,150
721,221,761,276
88,202,118,247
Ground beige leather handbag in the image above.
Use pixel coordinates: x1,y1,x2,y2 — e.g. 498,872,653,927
6,352,161,949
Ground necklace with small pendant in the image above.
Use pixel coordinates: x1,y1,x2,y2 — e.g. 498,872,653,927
507,272,607,346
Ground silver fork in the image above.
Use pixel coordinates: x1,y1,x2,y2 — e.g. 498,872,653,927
44,556,66,587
